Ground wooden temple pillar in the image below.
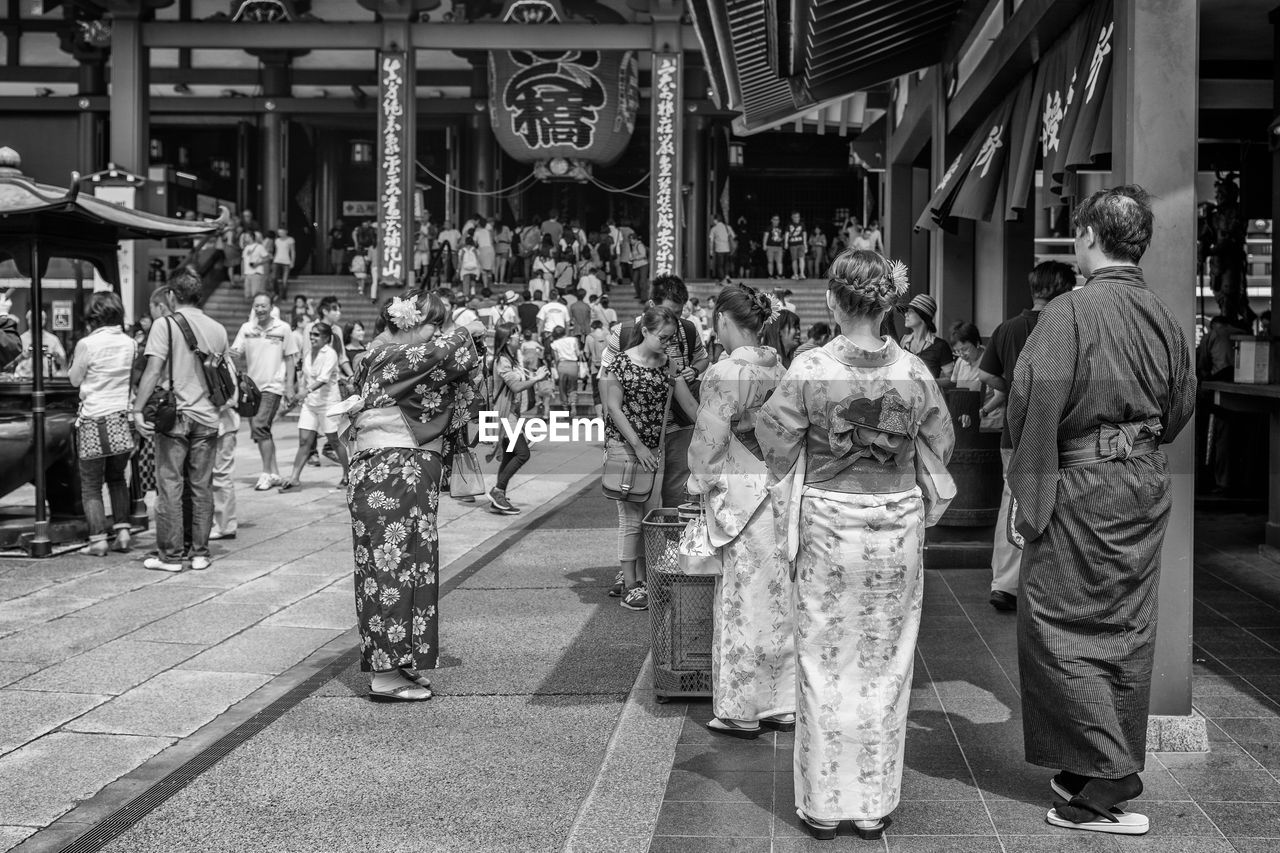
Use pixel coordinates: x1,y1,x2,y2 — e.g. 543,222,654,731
106,2,149,182
257,55,292,231
1113,0,1201,736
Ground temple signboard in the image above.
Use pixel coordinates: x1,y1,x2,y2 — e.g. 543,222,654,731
488,0,639,178
378,50,408,287
649,52,682,276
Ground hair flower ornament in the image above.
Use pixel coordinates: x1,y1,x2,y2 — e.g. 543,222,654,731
767,293,784,323
387,297,425,330
886,259,910,291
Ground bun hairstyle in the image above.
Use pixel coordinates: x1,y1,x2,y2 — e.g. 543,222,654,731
712,283,772,335
826,248,909,318
407,289,448,328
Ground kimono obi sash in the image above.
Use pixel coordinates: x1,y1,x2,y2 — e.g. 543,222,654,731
1058,418,1162,470
805,460,916,495
803,388,921,494
352,406,444,455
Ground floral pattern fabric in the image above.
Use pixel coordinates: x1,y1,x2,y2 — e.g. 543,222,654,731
755,335,955,823
349,447,443,672
347,328,480,673
603,354,669,450
791,487,924,821
686,347,795,722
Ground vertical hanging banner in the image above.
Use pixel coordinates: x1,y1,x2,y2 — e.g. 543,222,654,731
377,49,413,289
649,52,683,277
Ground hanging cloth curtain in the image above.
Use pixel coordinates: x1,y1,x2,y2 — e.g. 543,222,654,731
914,83,1021,231
1045,0,1116,203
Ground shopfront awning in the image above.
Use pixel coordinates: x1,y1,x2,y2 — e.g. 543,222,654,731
690,0,976,135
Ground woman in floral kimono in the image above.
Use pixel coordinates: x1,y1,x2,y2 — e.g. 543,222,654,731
686,284,796,739
757,249,956,840
345,290,480,702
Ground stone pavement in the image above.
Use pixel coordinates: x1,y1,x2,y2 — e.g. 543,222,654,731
5,433,1280,852
0,420,605,852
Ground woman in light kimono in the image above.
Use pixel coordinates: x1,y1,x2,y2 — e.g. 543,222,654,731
686,284,796,739
757,249,956,841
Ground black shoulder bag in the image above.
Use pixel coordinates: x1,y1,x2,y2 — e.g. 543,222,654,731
141,320,179,434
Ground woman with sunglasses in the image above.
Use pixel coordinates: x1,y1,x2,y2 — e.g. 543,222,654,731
280,320,347,491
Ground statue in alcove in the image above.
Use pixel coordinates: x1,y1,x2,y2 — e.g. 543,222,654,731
1201,171,1251,328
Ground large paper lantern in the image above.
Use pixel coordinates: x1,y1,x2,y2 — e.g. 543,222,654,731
488,0,639,179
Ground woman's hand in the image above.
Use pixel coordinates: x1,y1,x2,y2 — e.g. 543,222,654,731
134,411,154,437
633,443,659,471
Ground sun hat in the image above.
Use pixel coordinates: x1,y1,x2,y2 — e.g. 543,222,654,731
901,293,938,327
502,289,518,304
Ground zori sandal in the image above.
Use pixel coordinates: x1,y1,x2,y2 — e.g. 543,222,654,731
1046,798,1149,835
705,718,762,740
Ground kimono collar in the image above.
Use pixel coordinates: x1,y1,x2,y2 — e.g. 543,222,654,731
1086,265,1146,289
727,345,779,368
825,335,904,368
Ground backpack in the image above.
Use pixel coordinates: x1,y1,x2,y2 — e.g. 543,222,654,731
171,314,242,411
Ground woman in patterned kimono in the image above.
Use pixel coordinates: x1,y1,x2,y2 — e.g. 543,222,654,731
345,290,480,702
757,249,956,841
687,284,796,739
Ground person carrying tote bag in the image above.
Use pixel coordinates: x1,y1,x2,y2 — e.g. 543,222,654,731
69,292,138,557
600,306,697,612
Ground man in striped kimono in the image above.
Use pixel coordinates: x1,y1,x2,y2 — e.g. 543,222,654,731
1007,185,1195,835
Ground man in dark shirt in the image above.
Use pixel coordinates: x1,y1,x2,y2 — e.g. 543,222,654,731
516,290,540,334
978,260,1076,611
568,288,593,346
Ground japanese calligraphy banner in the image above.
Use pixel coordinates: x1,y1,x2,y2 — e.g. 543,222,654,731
488,0,639,168
649,52,683,277
377,48,413,288
1051,0,1114,201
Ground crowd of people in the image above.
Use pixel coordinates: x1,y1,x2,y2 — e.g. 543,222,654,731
708,211,884,283
22,183,1194,840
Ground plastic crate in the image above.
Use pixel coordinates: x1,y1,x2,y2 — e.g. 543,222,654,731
643,507,715,701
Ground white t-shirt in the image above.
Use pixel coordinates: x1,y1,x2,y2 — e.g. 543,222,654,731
709,222,735,253
578,272,602,299
550,336,579,362
537,301,570,334
273,236,296,266
302,346,340,408
231,317,299,396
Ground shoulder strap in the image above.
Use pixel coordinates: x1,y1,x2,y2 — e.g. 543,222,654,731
171,313,203,355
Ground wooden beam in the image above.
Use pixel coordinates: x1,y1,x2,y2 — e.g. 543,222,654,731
0,95,735,117
946,0,1090,139
141,21,700,51
1200,79,1274,111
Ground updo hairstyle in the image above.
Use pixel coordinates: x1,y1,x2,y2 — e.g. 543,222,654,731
826,248,908,317
402,289,448,329
712,283,771,335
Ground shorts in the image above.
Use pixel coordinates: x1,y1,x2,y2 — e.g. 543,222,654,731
250,391,282,443
298,404,340,435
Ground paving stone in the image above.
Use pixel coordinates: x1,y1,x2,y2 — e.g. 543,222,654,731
670,741,777,774
0,689,110,756
653,801,773,838
898,766,982,801
212,574,336,608
260,587,354,630
1213,717,1280,742
1154,743,1263,770
69,583,222,634
0,826,35,853
649,838,770,853
175,625,341,674
45,568,167,602
1225,840,1280,853
662,770,775,804
1167,768,1280,802
1198,801,1280,837
877,839,1003,853
1193,693,1280,719
9,639,200,696
0,617,132,666
0,588,100,635
0,732,172,826
65,670,270,737
130,601,278,645
875,801,993,836
0,661,40,689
